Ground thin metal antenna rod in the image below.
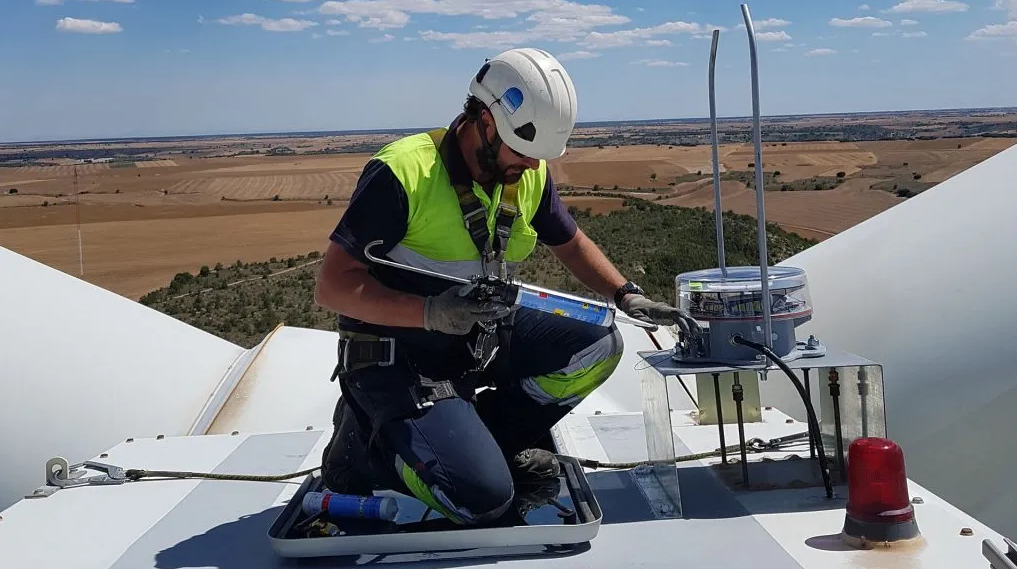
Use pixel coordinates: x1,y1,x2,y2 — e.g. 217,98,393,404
708,29,726,278
74,164,83,276
740,3,773,351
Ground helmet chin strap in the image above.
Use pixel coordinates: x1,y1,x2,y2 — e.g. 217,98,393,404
474,117,508,185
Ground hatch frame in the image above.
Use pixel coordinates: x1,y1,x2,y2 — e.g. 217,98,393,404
267,453,603,560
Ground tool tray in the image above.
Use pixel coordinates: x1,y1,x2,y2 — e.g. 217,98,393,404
267,454,603,560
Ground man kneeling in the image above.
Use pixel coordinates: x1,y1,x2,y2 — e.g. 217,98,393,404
313,47,697,525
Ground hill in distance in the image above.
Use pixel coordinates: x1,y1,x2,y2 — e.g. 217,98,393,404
139,199,817,348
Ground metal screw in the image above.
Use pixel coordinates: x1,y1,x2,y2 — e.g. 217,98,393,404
765,406,773,410
231,430,239,436
911,497,923,504
99,453,108,458
960,528,973,536
126,438,134,443
156,434,164,440
785,419,794,424
306,425,313,431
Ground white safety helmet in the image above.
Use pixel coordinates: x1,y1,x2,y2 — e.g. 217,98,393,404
468,48,578,160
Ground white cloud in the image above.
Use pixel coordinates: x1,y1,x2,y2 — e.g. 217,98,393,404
645,39,672,46
993,0,1017,17
326,19,344,25
327,29,350,35
736,17,791,30
884,0,969,13
900,18,919,25
370,33,395,41
830,16,893,27
557,50,601,59
55,17,122,33
325,0,724,49
343,10,411,29
423,17,717,50
903,30,928,37
319,0,628,33
858,4,871,9
805,48,837,55
967,21,1017,40
631,58,689,67
418,29,521,49
872,31,894,36
579,21,718,48
755,30,791,41
218,13,318,32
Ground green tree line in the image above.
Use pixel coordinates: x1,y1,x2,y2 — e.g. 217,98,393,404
140,199,816,348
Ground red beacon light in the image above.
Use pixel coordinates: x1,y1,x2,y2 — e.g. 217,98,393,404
840,437,923,549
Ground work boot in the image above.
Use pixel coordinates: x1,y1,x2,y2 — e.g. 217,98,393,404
510,448,561,484
321,397,374,496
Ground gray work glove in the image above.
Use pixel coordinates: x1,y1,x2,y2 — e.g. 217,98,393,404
423,285,512,335
618,293,702,337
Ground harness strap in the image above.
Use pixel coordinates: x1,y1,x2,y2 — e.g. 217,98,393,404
425,127,520,270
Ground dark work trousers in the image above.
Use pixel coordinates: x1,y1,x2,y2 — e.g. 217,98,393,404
326,306,625,526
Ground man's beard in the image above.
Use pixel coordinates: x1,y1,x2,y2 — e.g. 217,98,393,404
475,148,523,185
501,167,525,184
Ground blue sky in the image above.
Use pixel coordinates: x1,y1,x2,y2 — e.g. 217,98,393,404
2,0,1016,142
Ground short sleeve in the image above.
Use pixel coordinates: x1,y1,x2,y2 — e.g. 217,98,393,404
530,169,578,246
329,158,409,264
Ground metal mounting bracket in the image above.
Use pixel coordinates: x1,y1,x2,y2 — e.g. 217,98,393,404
25,457,130,499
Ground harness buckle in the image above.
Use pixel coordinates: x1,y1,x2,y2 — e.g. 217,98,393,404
341,336,395,370
409,376,460,410
330,334,396,382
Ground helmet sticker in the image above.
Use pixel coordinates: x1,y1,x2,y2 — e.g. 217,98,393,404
500,87,524,115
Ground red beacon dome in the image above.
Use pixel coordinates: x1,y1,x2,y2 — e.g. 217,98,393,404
840,437,923,549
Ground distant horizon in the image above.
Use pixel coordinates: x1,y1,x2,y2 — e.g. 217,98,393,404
7,0,1017,144
4,104,1016,146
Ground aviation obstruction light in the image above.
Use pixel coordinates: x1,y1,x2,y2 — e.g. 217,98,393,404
841,437,922,548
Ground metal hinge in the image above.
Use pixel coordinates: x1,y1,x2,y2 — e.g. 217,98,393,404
983,537,1017,569
25,457,129,499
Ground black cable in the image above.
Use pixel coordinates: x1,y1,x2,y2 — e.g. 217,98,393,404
730,335,834,499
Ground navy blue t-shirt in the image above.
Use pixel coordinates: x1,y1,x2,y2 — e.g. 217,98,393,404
330,120,577,268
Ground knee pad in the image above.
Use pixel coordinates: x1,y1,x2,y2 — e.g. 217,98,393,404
522,324,625,406
395,455,514,525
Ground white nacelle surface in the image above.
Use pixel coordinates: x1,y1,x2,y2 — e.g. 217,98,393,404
0,247,245,511
778,143,1017,539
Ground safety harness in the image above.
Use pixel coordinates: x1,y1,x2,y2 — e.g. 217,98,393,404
425,126,520,279
328,124,521,406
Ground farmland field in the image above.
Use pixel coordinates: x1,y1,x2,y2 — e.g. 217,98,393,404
1,117,1014,301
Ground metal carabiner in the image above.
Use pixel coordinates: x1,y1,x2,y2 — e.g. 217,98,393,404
46,457,129,488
